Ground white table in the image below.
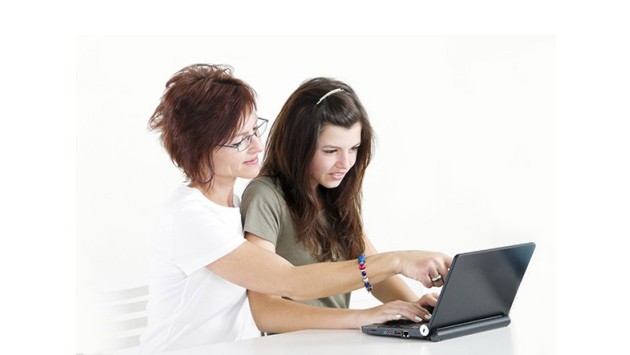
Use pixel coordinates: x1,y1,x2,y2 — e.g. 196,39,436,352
160,320,551,355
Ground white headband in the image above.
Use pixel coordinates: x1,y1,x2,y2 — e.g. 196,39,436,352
316,88,345,105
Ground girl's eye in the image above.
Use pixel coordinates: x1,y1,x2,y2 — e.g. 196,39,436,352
324,150,336,155
351,146,360,152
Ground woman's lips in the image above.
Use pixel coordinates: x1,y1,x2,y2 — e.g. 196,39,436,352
244,156,258,165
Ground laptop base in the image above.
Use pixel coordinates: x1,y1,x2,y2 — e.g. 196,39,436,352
361,315,511,342
430,314,510,341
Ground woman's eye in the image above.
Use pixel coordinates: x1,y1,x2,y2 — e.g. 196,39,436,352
351,146,360,152
324,150,336,155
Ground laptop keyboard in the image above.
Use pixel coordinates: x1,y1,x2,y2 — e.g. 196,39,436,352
380,319,424,328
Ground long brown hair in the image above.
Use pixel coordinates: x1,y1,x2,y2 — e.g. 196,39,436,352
148,64,257,186
261,77,374,261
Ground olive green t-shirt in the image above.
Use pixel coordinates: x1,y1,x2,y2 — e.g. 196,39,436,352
240,176,350,309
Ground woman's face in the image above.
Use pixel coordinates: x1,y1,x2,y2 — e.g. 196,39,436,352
309,123,362,189
212,111,264,181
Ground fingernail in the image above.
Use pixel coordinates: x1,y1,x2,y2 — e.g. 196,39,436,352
425,314,432,320
395,314,401,319
415,316,422,322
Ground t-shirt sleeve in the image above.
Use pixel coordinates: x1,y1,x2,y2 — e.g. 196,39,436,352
170,206,244,276
240,179,283,246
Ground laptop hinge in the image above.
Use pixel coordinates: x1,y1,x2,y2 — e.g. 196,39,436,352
430,315,511,341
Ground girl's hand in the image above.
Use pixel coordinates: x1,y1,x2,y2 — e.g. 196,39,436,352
357,300,427,326
415,292,440,320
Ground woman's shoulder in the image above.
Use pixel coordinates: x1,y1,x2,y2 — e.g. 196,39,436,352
163,185,238,221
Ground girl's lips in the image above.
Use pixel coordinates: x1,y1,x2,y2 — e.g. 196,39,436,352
330,172,347,179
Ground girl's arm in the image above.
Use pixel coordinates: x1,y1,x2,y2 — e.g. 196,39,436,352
244,234,435,333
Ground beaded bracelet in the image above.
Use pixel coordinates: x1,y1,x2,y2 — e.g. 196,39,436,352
357,254,373,292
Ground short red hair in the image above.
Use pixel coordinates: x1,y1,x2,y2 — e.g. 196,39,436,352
148,64,257,185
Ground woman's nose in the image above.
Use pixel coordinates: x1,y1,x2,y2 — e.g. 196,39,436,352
249,134,264,153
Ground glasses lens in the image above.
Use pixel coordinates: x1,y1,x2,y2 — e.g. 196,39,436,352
236,135,253,152
255,119,268,137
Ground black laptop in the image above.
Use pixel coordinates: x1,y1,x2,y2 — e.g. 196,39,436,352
362,242,535,341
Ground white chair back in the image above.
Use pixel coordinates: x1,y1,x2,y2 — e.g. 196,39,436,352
78,285,148,355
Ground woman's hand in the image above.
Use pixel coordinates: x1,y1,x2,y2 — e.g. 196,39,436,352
398,251,452,288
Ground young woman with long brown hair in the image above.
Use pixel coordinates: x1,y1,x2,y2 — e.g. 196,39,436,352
241,77,445,333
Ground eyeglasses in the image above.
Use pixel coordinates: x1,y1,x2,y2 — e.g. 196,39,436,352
220,118,268,152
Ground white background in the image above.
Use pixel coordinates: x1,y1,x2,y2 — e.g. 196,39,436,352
75,35,554,351
2,1,628,354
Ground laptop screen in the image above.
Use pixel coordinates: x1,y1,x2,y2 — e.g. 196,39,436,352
429,242,535,330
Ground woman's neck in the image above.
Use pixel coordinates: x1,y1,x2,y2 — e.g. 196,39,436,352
190,179,235,207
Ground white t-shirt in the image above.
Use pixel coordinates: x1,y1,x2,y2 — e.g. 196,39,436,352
139,185,248,353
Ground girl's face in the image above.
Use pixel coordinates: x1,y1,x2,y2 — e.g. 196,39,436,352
212,111,264,181
309,123,362,189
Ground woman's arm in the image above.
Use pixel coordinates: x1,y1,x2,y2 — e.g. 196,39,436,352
363,235,422,303
207,235,451,301
231,178,450,299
